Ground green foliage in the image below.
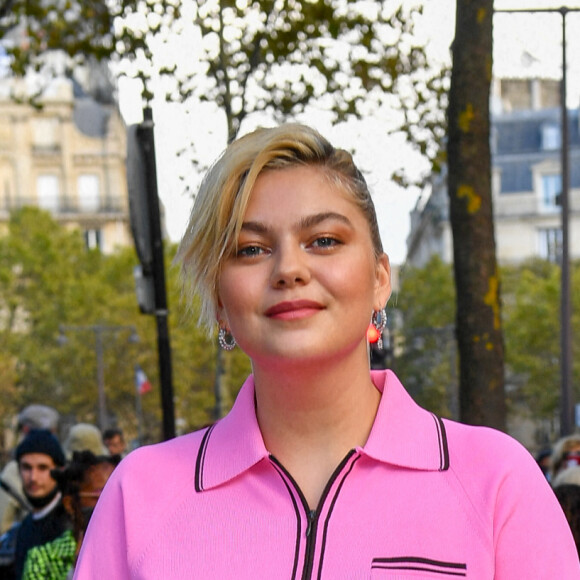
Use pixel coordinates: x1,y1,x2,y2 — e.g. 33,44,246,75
395,256,580,427
178,0,447,146
0,209,246,444
166,252,251,431
502,259,580,422
1,0,448,178
1,0,179,97
394,256,456,417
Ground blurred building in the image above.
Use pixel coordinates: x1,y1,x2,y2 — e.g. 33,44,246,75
406,77,580,267
0,57,132,254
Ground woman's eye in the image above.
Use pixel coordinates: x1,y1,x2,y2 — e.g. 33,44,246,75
237,245,265,257
311,236,340,249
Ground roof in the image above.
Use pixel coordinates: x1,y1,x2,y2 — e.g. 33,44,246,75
73,97,111,138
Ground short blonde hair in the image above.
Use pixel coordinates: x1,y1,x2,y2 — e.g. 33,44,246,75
175,123,383,330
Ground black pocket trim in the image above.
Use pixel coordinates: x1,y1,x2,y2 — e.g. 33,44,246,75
372,556,466,577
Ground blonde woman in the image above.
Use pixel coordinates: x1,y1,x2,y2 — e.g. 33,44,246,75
74,124,578,579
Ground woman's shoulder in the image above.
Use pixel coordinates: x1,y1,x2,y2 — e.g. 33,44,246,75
440,417,545,491
111,428,211,492
126,428,209,461
443,418,536,467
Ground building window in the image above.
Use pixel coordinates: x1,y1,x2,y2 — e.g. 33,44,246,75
538,228,562,263
500,79,531,111
36,175,60,212
78,174,100,212
33,117,59,149
84,229,102,250
541,123,560,151
540,174,561,212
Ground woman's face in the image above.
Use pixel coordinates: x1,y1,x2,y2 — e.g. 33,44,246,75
217,165,390,368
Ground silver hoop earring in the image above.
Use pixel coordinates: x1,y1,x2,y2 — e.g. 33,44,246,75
218,328,236,351
371,308,387,350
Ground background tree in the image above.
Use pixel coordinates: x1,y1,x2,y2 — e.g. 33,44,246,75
447,0,506,430
172,0,444,145
394,256,456,417
393,257,580,445
0,0,179,101
502,259,580,433
0,209,154,435
0,209,250,446
166,255,251,430
1,0,447,151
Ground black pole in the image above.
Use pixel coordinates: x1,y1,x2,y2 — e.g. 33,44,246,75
138,107,176,440
559,8,573,435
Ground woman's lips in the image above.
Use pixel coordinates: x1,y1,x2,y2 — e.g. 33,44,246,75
265,300,324,320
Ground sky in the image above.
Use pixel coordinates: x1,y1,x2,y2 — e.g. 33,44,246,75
119,0,580,265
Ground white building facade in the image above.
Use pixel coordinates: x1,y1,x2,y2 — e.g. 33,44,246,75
406,79,580,267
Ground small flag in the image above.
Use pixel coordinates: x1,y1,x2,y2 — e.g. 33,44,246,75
135,365,152,395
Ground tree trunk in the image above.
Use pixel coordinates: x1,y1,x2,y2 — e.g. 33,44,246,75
447,0,506,430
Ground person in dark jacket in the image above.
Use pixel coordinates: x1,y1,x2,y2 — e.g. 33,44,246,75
12,429,68,579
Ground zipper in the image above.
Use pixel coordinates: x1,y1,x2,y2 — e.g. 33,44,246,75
270,450,357,580
305,510,316,537
302,509,318,580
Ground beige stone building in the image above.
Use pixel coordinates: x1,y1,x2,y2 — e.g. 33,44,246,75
0,74,131,253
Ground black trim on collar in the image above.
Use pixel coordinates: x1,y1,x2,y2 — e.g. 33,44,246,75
431,414,450,471
195,424,216,492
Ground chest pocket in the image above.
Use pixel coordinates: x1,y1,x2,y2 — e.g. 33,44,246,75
371,556,467,578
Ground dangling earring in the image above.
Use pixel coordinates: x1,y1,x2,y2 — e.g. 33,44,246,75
218,327,236,351
371,308,387,350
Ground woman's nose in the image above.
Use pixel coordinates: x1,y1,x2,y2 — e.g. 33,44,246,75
270,243,311,288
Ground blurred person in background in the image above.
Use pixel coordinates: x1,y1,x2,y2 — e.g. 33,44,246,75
0,405,60,535
552,467,580,559
22,451,120,580
12,429,67,579
102,429,127,458
554,485,580,559
550,435,580,483
553,465,580,489
536,447,552,483
63,425,107,461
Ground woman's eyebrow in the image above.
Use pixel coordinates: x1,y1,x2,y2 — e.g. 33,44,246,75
240,221,269,234
240,212,353,235
298,212,353,230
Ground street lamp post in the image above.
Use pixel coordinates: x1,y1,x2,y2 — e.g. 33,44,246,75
59,324,139,431
495,6,580,435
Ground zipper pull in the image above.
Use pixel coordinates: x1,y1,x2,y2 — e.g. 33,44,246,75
306,510,316,537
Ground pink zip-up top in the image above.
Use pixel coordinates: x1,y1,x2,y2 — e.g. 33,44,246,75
74,370,579,579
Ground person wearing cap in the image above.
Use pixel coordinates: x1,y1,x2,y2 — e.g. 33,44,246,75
63,424,108,461
0,405,60,535
12,429,68,580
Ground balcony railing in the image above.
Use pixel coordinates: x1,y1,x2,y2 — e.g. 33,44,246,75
0,196,126,215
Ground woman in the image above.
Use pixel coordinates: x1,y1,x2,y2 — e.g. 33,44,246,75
74,124,579,578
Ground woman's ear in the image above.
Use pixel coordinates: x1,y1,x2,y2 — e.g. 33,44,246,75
216,290,227,325
374,253,391,310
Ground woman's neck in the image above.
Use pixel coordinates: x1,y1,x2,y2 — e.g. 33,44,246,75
252,350,381,508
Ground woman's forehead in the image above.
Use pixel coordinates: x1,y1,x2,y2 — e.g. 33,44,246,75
247,165,355,206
